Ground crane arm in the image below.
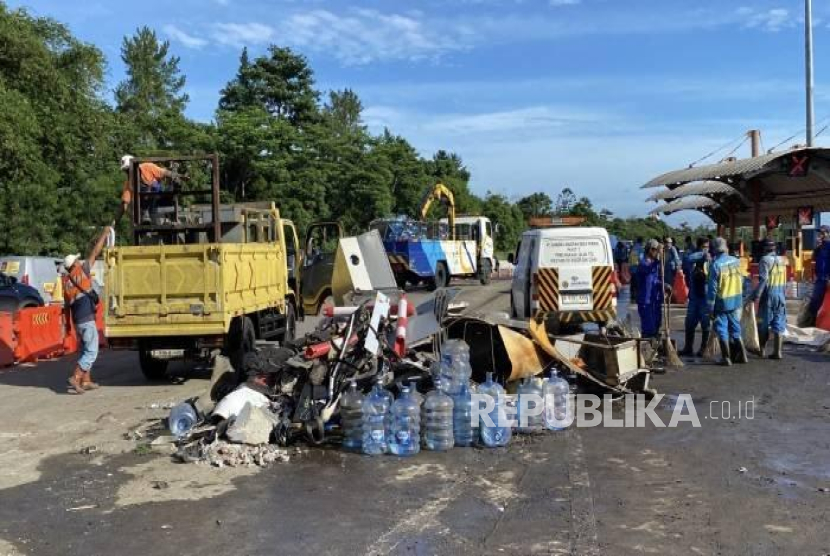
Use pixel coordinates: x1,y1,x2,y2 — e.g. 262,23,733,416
419,183,455,238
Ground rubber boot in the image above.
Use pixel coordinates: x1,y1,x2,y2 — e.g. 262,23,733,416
678,329,696,356
696,331,710,357
770,333,783,360
757,330,768,359
733,339,749,364
718,339,732,366
81,370,100,390
67,366,85,395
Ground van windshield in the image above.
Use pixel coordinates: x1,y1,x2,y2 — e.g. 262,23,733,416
540,236,610,266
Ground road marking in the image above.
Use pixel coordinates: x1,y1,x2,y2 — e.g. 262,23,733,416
364,479,467,556
567,429,601,556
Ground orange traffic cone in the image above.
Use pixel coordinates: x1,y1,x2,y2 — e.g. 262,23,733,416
672,269,689,305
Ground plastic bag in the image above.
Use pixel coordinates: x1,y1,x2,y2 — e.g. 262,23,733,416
702,329,720,363
741,303,761,353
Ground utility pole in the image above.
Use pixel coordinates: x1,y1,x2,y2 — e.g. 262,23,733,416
806,0,815,147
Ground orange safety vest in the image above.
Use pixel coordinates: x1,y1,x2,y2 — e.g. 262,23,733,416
121,162,168,204
62,263,93,305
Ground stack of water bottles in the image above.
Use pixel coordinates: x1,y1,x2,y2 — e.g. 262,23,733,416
339,339,574,456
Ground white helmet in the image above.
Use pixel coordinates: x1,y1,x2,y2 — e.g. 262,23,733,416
120,155,134,171
63,253,81,269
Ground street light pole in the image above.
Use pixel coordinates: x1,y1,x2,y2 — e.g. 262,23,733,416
806,0,815,147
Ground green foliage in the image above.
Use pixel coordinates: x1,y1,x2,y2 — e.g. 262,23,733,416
481,192,525,252
0,5,710,258
517,192,554,220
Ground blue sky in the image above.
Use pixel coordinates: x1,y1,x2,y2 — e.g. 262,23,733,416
10,0,830,225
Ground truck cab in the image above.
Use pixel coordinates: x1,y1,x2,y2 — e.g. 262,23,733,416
442,215,496,283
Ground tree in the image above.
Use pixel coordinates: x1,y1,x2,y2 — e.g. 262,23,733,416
516,192,553,220
115,26,190,150
482,192,525,252
426,150,481,215
555,187,576,214
219,46,319,125
0,5,124,255
371,130,430,218
324,89,364,134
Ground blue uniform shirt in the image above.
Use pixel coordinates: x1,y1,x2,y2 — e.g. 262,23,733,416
636,257,663,306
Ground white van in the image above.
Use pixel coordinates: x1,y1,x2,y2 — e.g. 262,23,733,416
509,227,616,329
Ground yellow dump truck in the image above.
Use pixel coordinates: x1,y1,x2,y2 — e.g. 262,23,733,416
105,155,300,380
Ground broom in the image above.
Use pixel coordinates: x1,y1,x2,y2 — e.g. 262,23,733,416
659,247,683,367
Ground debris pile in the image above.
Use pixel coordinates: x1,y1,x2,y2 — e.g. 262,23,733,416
148,291,653,465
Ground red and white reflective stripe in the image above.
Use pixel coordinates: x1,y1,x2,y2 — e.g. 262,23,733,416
394,296,408,357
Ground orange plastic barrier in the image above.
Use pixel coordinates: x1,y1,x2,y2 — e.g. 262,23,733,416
0,311,14,367
672,269,689,305
817,283,830,332
12,305,67,364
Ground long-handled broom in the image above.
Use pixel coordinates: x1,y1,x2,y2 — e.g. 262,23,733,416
659,247,683,367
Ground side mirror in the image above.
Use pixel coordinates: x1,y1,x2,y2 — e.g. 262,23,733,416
507,253,514,265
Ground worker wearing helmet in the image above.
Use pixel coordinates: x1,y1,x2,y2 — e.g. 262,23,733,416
636,239,669,338
119,155,185,221
62,227,112,394
707,237,746,366
748,238,786,359
809,225,830,321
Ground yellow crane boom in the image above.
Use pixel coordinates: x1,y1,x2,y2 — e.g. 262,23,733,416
419,183,456,239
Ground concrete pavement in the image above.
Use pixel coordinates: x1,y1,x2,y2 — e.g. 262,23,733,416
0,280,827,555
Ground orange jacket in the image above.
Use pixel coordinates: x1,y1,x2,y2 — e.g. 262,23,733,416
62,263,93,305
121,163,169,204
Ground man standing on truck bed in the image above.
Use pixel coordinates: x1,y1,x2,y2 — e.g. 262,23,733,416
63,227,111,394
118,155,186,221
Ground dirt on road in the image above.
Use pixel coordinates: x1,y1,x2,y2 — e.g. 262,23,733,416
0,281,828,556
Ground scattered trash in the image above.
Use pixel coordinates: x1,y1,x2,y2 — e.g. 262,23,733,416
200,441,290,468
738,467,748,473
226,403,278,446
168,402,198,438
79,446,98,455
151,480,170,490
212,385,270,421
66,505,97,512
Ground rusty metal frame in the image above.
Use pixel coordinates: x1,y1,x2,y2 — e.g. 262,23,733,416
129,154,222,245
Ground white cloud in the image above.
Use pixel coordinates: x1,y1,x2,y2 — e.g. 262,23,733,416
550,0,581,6
736,7,794,32
212,22,275,47
163,24,208,49
277,9,467,65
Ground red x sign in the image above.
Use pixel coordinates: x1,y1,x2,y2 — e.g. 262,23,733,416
788,155,809,177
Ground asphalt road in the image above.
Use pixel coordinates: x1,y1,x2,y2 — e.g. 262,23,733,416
0,280,828,556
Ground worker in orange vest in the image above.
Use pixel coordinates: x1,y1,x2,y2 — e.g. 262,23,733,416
119,155,187,222
62,227,111,394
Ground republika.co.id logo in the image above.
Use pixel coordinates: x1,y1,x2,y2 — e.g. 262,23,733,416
470,393,754,429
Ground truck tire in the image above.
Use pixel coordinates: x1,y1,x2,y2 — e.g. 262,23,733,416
434,262,449,289
395,273,408,289
227,316,256,379
479,259,492,285
281,303,296,345
139,347,169,381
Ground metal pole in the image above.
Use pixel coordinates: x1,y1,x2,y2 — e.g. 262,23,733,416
806,0,815,147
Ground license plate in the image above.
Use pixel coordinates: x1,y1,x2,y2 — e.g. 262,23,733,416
562,293,591,305
150,349,185,359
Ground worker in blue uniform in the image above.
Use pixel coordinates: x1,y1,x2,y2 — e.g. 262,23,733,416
707,237,747,366
679,237,711,357
748,238,786,359
809,226,830,320
637,239,669,338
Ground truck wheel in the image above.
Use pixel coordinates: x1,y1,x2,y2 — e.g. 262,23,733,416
281,303,296,344
435,262,449,289
317,294,334,317
227,316,256,379
138,347,169,381
395,273,408,289
479,259,492,285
